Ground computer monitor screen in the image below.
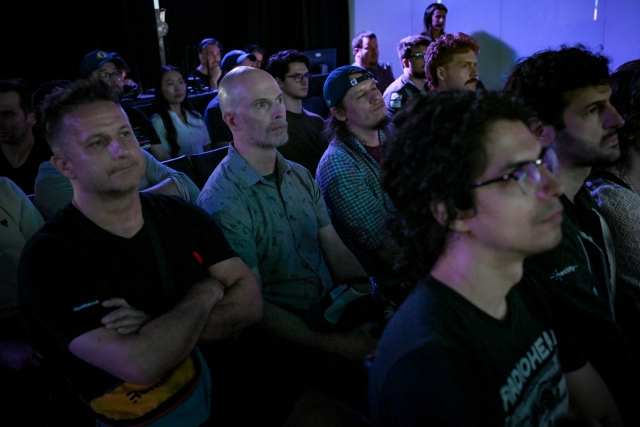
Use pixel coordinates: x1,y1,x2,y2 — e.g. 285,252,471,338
301,48,337,75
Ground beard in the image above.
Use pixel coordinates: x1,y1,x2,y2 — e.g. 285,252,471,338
411,70,426,79
248,123,289,148
555,128,621,168
375,115,390,131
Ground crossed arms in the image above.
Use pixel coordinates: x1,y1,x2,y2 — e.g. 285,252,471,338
68,256,261,385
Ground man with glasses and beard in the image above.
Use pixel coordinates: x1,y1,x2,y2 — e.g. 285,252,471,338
383,35,431,117
317,66,402,289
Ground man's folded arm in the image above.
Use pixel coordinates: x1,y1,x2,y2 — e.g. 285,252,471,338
199,256,263,342
68,279,224,385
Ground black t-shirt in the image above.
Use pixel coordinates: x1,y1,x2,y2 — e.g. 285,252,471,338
277,109,327,177
203,95,232,145
122,105,161,147
0,134,52,195
369,275,585,426
19,194,236,399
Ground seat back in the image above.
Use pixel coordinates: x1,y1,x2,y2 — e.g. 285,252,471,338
190,146,229,189
161,155,198,185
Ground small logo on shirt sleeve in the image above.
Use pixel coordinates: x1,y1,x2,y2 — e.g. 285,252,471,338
73,300,100,312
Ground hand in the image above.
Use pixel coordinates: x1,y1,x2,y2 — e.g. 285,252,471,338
190,277,226,305
209,66,222,89
101,298,151,334
333,323,379,360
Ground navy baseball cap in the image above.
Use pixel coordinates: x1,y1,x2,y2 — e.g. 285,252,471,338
80,50,125,78
323,65,376,108
221,50,257,73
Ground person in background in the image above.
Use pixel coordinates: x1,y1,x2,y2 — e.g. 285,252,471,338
352,31,395,94
0,78,52,195
383,34,431,117
190,38,223,91
245,43,266,69
421,2,448,41
151,65,211,158
584,59,640,347
80,50,169,161
266,49,327,175
425,32,480,92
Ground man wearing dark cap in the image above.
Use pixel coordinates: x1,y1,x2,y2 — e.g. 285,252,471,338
316,65,401,285
203,50,258,148
79,50,170,161
190,38,223,91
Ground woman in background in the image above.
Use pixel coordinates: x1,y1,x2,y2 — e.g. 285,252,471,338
152,65,211,158
421,3,448,42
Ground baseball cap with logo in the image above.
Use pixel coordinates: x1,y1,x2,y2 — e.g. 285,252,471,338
323,65,376,108
79,50,125,78
221,50,257,73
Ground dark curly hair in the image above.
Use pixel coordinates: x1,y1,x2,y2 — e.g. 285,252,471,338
382,90,531,282
153,65,200,158
265,49,310,81
425,32,480,90
42,79,120,154
503,45,611,130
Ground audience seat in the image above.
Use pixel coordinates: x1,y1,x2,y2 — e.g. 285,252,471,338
302,73,330,118
190,146,229,189
161,155,198,185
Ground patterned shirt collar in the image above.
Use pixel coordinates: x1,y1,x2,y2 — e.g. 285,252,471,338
226,142,291,189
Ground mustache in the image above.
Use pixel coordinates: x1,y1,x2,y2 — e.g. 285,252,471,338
111,159,138,173
600,129,618,145
268,121,288,131
466,77,478,85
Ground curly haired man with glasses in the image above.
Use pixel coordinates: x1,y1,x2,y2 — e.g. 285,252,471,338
369,89,621,426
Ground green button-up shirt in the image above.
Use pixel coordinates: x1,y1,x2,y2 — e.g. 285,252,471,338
197,143,334,314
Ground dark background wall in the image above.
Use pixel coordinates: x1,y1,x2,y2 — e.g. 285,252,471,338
3,0,350,91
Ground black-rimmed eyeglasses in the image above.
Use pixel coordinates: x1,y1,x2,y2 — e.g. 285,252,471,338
409,52,426,59
471,146,559,194
285,73,312,83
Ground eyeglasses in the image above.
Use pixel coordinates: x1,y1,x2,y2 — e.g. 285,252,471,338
285,73,312,83
93,71,122,82
471,146,559,194
409,52,426,59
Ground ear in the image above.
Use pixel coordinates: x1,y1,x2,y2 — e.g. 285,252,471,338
26,112,36,127
222,111,238,130
401,58,410,69
430,200,473,232
436,66,446,82
275,77,285,89
330,107,347,123
528,118,556,148
51,154,75,180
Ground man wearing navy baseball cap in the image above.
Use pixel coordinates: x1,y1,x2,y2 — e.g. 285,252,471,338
316,66,402,289
203,50,258,148
78,50,170,161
